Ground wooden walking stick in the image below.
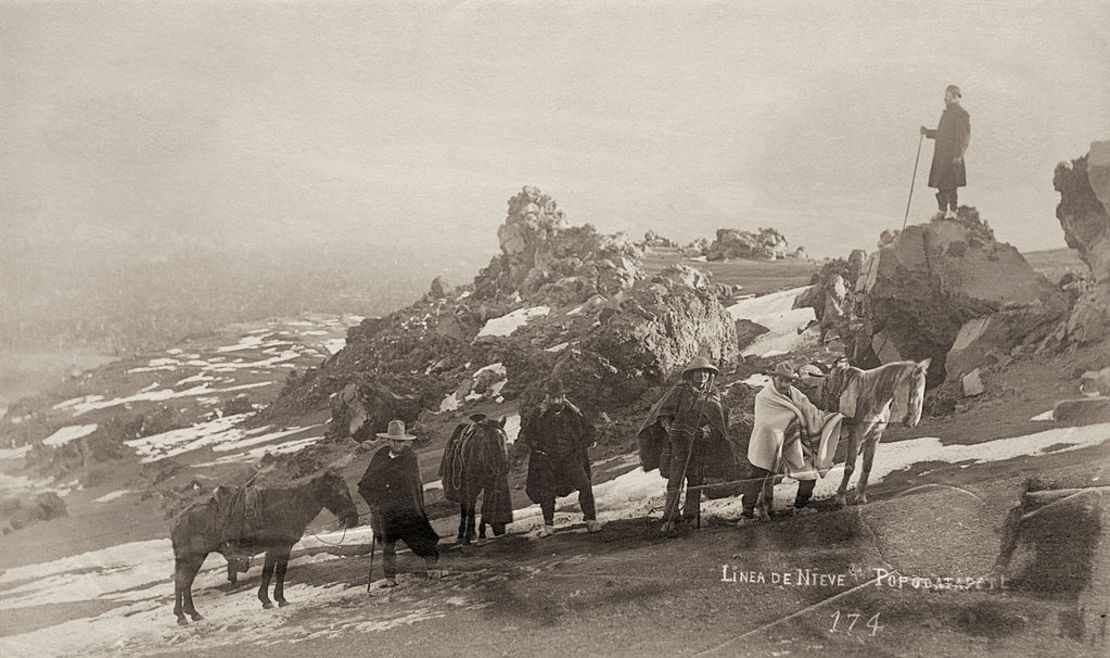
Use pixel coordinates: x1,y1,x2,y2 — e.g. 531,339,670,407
366,527,376,594
902,132,925,231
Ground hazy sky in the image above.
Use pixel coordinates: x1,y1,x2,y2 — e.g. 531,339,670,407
3,0,1108,258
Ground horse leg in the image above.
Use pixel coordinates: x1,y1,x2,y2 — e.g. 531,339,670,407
855,428,882,505
177,555,205,622
273,545,292,607
257,550,276,609
837,423,861,507
173,558,187,625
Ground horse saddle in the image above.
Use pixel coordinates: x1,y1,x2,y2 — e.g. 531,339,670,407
212,484,262,545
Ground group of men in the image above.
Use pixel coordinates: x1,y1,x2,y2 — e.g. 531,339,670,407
355,353,854,585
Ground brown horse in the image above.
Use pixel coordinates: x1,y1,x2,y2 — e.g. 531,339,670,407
170,468,359,625
439,414,513,545
835,359,930,506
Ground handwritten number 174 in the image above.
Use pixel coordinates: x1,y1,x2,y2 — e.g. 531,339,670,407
829,610,883,636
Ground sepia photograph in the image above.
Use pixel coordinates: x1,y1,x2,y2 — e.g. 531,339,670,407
1,1,1108,656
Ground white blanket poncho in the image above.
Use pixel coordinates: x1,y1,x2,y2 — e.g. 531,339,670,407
748,384,844,481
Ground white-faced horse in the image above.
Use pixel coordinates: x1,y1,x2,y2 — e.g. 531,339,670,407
834,359,930,506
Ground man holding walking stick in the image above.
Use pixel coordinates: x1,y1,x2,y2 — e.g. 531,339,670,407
358,420,441,588
921,84,971,219
638,356,730,537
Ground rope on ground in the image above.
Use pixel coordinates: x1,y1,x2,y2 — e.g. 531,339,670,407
1021,486,1108,522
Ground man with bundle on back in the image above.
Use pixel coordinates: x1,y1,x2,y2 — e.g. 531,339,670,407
639,356,731,537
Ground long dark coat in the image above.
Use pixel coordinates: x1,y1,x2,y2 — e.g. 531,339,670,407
926,103,970,189
522,402,595,503
358,447,439,547
636,382,735,480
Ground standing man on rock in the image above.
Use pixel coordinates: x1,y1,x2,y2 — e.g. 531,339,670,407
522,379,601,537
358,420,441,587
639,356,730,537
921,84,971,219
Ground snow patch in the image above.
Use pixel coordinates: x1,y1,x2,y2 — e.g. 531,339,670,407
63,382,271,414
52,395,104,411
94,489,133,503
503,413,521,444
42,424,99,447
476,306,550,337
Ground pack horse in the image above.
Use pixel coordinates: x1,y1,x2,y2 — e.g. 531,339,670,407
439,414,514,544
169,469,359,625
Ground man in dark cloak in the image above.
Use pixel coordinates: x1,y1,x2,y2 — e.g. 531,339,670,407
357,419,440,587
521,379,600,536
921,84,971,219
638,356,730,537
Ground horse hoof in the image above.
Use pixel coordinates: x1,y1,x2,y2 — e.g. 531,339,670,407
176,617,189,627
189,612,204,621
856,495,868,505
261,601,273,610
277,600,289,608
835,495,847,508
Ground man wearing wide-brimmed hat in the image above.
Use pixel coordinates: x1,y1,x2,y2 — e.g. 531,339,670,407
740,363,844,523
521,378,600,537
357,420,440,587
638,356,730,537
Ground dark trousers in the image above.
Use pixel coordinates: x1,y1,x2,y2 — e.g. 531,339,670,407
373,511,440,579
382,540,439,579
936,188,958,212
663,435,705,522
539,461,596,524
740,465,817,515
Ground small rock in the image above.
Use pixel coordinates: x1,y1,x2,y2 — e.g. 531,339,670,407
962,369,984,397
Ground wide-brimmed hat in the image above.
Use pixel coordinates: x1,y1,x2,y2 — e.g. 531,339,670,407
375,419,417,441
759,362,799,381
946,84,962,98
682,356,719,377
545,379,566,396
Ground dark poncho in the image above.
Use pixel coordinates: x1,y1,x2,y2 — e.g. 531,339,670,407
522,402,595,503
358,447,439,547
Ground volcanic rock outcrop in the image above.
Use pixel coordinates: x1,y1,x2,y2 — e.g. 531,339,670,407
705,227,790,261
476,186,642,304
1049,141,1110,348
261,187,739,444
852,209,1065,383
1055,141,1110,282
793,256,861,343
